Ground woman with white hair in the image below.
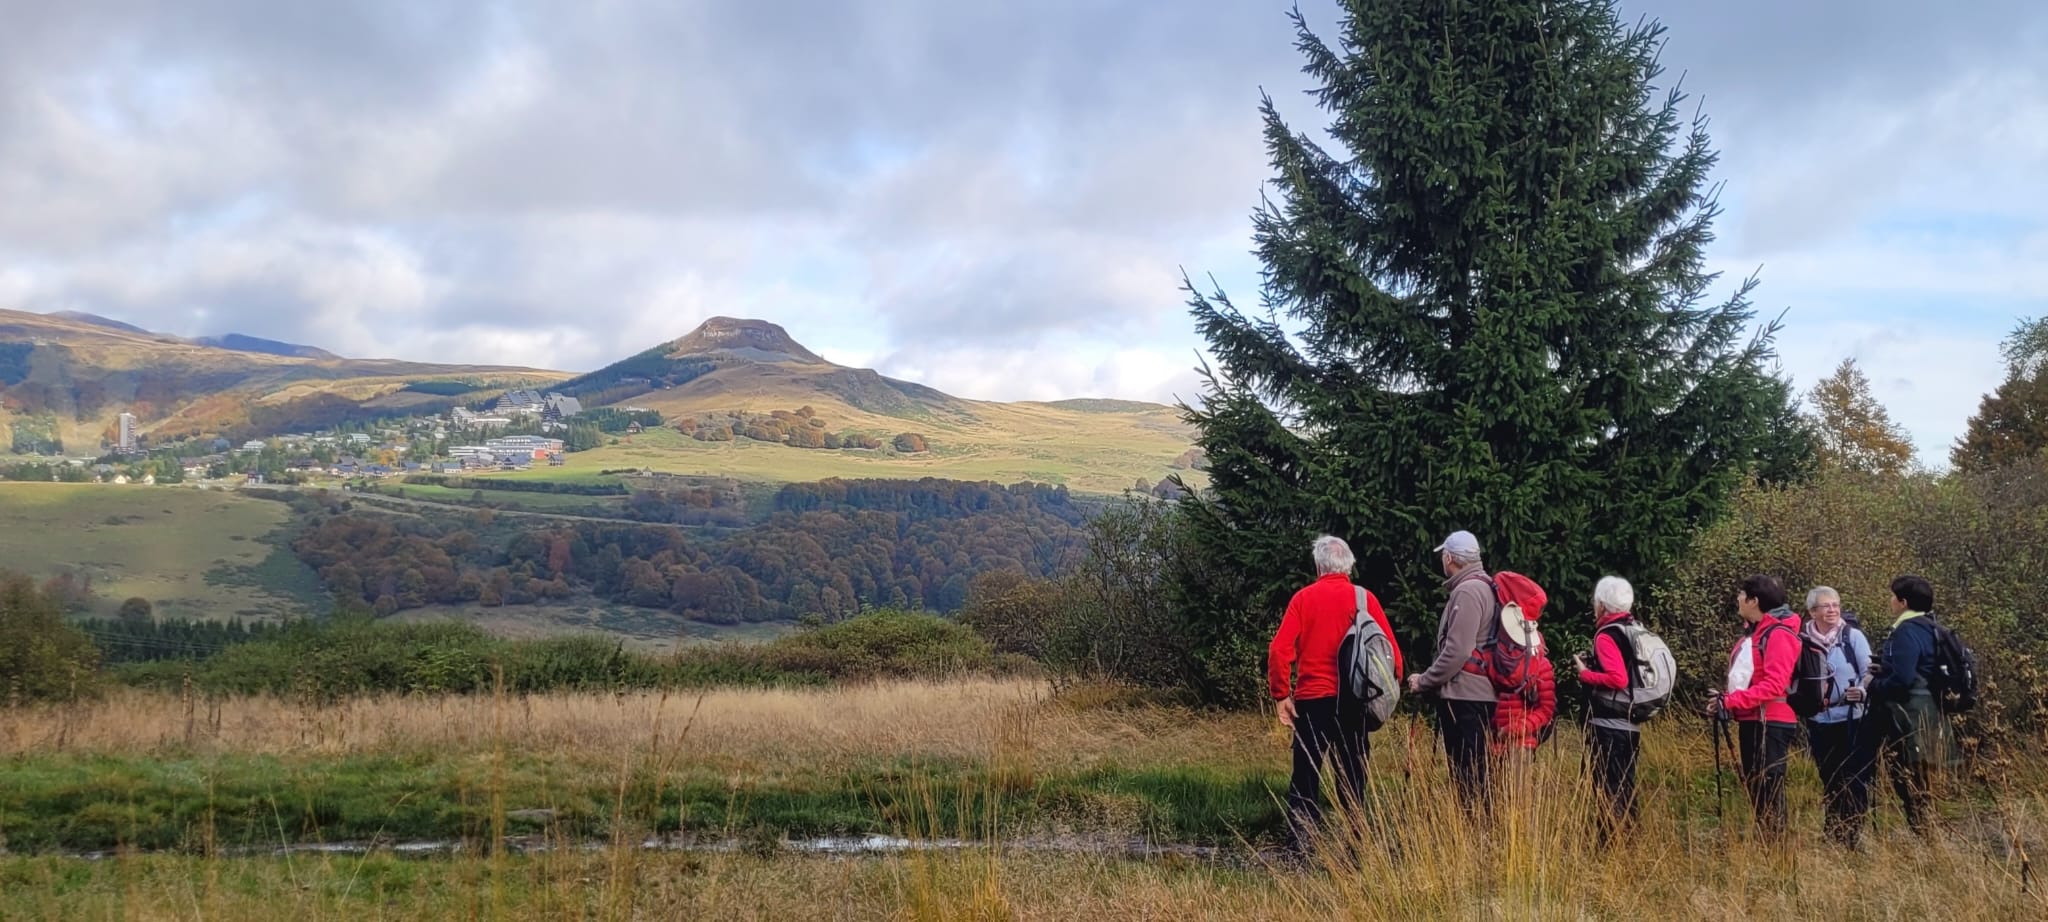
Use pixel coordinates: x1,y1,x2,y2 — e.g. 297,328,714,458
1575,575,1643,832
1268,534,1403,852
1802,585,1874,846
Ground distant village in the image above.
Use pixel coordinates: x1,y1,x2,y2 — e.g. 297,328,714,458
13,389,659,485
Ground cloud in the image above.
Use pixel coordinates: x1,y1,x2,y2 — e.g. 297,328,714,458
0,0,2042,468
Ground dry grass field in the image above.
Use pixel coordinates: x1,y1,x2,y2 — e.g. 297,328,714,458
1,678,2042,919
500,412,1200,496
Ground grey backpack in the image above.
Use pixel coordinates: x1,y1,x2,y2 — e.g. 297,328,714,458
1589,619,1678,723
1338,586,1400,732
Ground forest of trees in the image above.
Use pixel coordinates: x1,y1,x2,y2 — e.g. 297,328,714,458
291,478,1088,624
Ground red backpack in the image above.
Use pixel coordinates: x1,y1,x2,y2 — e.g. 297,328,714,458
1462,571,1549,694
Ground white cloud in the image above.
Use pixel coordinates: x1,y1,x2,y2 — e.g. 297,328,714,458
1776,321,2007,466
0,0,2042,463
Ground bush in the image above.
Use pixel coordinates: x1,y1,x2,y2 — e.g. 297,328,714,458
111,611,1007,697
760,610,997,680
893,433,929,453
0,572,100,703
962,498,1196,691
1654,467,2048,745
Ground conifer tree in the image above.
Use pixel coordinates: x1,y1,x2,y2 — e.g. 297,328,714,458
1177,0,1809,701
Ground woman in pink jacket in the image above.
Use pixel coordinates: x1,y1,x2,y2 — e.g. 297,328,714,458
1576,576,1642,832
1713,574,1802,841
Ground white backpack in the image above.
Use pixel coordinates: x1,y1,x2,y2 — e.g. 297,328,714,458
1339,586,1400,732
1589,619,1678,723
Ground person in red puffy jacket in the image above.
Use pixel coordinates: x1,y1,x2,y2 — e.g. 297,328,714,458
1491,646,1556,755
1709,573,1803,841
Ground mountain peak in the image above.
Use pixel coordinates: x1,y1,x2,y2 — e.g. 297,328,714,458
47,310,153,336
667,317,827,365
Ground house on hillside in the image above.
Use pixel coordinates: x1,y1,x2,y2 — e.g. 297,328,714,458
543,393,583,420
496,389,546,417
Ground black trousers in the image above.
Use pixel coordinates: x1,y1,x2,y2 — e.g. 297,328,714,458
1738,721,1796,841
1805,718,1874,845
1587,726,1639,830
1437,698,1496,810
1874,717,1935,835
1286,696,1367,847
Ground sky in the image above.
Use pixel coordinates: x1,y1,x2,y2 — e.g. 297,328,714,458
1,1,2042,465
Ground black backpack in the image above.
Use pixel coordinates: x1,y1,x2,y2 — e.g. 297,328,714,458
1768,624,1832,719
1923,617,1979,714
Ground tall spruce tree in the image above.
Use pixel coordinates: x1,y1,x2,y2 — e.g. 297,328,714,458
1177,0,1808,703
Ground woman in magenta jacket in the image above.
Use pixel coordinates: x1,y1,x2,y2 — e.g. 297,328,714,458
1714,574,1803,840
1576,576,1643,832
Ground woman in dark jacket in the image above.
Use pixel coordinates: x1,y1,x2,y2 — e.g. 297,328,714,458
1865,575,1959,836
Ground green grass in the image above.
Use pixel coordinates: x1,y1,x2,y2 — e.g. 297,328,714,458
0,483,317,621
0,752,1287,853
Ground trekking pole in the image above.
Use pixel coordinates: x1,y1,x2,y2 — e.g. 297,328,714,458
1711,711,1726,829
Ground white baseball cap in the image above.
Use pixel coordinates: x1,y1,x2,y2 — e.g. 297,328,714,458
1433,530,1480,557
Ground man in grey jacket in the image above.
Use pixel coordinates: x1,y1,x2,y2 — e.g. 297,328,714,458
1406,530,1497,805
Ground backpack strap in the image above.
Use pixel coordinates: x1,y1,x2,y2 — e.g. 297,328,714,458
1845,626,1869,679
1757,620,1795,704
1596,619,1641,692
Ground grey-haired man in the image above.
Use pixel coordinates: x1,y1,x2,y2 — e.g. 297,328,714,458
1407,530,1496,806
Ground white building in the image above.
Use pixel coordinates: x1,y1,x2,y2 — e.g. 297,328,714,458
117,413,138,454
484,435,564,459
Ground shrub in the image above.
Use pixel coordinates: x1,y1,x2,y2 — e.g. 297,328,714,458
962,498,1197,691
1654,467,2048,745
761,610,996,680
0,572,101,703
111,611,1007,697
893,433,929,453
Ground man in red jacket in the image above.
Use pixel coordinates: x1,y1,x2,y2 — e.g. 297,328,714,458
1710,574,1802,841
1269,535,1402,850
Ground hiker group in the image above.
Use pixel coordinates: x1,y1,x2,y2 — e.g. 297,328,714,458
1267,531,1976,851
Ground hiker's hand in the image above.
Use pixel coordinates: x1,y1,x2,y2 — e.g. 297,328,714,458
1700,693,1722,718
1277,697,1297,729
1844,686,1866,703
1405,674,1424,693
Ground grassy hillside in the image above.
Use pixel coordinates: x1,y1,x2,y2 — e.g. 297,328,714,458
502,420,1197,495
0,308,564,451
0,483,322,621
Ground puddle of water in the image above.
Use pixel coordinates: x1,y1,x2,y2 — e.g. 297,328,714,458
57,835,1250,864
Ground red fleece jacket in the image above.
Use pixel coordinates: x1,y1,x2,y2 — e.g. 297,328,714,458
1722,610,1803,724
1579,611,1635,690
1268,574,1403,701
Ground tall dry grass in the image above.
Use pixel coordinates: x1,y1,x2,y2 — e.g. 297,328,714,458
2,678,2044,919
